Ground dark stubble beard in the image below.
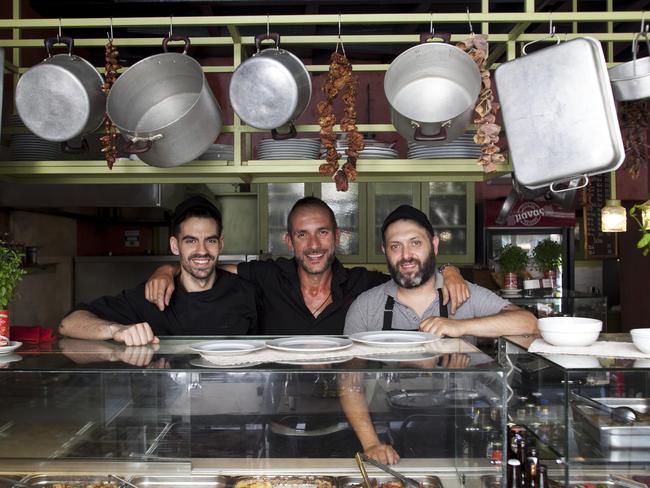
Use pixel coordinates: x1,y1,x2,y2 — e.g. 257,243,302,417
296,248,336,275
387,251,437,289
181,253,216,282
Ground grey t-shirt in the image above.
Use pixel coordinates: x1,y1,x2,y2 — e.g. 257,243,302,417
344,275,510,334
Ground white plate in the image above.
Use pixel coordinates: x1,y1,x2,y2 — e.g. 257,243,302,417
501,288,523,294
350,331,440,347
275,356,354,365
0,341,22,354
189,358,263,369
266,336,353,353
356,352,439,363
0,353,23,365
190,340,265,357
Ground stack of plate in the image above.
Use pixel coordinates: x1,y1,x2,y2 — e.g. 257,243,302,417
256,138,320,160
407,132,481,159
319,139,399,160
7,114,60,161
198,144,234,161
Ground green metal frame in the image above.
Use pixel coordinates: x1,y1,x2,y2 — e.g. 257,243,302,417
0,6,644,183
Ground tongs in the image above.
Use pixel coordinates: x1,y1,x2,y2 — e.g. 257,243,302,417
355,452,421,488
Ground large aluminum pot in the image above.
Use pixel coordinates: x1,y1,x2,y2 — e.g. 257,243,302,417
107,36,222,168
229,33,311,140
384,33,481,146
608,32,650,102
15,36,105,142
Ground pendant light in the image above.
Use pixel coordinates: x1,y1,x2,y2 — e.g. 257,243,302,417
641,196,650,230
601,171,627,232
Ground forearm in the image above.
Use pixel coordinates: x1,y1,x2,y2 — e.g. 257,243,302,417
59,310,122,341
160,263,180,276
218,263,238,274
458,310,538,337
339,378,381,449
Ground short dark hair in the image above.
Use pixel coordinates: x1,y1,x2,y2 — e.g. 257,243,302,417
381,204,435,244
287,196,338,235
171,195,222,237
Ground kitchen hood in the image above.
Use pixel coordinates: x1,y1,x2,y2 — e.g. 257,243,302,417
0,182,212,210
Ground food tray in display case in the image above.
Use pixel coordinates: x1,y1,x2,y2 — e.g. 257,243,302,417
338,476,443,488
129,475,228,488
572,398,650,448
233,476,336,488
20,475,120,488
548,475,649,488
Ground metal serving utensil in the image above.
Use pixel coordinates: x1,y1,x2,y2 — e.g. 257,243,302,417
109,474,140,488
571,392,639,424
0,477,32,488
356,452,421,488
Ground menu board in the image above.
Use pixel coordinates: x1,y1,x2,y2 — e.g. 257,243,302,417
582,173,618,258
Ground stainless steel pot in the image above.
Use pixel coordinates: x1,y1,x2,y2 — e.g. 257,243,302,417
229,33,311,139
384,33,481,145
106,36,223,168
15,36,105,142
608,31,650,102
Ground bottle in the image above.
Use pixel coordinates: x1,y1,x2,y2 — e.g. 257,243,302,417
508,425,525,461
538,464,549,488
508,459,523,488
526,448,539,488
516,438,527,486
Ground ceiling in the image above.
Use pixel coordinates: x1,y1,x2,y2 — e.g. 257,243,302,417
18,0,650,66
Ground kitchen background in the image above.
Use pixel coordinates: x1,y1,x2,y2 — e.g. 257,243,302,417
0,0,648,330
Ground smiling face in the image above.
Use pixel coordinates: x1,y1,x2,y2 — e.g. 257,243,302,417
284,206,340,275
169,216,223,290
383,219,439,289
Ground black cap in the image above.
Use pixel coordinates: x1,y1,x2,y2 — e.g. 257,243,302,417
171,195,222,233
381,204,434,240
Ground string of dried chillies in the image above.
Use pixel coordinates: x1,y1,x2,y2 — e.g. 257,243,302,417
619,99,649,180
317,50,364,191
457,34,504,173
100,38,121,169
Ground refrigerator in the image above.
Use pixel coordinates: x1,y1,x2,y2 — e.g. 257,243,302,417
479,200,577,290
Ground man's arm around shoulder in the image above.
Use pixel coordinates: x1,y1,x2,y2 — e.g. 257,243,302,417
59,310,159,346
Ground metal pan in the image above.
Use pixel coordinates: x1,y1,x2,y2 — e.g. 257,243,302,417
338,475,443,488
20,475,118,487
495,37,624,191
609,31,650,101
128,476,228,488
233,476,336,488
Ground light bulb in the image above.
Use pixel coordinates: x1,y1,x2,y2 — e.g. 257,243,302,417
601,199,627,232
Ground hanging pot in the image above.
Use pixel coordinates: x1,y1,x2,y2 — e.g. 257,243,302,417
106,36,223,168
229,33,312,140
384,33,481,146
608,31,650,102
15,36,105,143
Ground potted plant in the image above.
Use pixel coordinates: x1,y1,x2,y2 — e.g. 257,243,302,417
532,239,563,287
0,241,26,344
497,244,528,289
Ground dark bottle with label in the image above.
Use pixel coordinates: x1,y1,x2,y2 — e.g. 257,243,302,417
526,451,539,488
508,459,523,488
508,425,525,460
537,464,549,488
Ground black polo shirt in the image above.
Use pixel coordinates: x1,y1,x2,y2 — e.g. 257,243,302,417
74,269,258,336
237,257,388,335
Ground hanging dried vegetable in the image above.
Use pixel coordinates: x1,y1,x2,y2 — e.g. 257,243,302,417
100,38,121,170
318,50,364,191
457,34,504,173
619,99,649,180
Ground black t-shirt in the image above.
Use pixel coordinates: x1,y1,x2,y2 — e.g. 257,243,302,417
237,257,388,335
74,269,258,336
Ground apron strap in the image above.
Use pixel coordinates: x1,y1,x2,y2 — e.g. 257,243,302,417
438,288,448,318
382,295,395,330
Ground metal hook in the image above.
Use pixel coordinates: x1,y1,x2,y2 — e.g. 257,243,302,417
107,18,114,41
266,15,270,38
58,18,62,41
169,16,173,38
549,15,556,37
641,12,646,33
429,13,434,35
338,13,342,39
522,13,560,55
466,7,474,35
335,13,346,56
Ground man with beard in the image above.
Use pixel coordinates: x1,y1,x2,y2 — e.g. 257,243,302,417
144,197,469,335
59,196,258,345
341,205,537,465
344,204,536,337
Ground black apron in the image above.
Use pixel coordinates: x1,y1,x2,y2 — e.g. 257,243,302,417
382,288,448,331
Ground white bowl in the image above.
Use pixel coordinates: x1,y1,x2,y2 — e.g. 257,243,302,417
537,317,602,347
630,328,650,354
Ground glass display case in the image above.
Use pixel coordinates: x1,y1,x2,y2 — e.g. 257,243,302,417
501,292,607,328
0,337,506,487
500,335,650,488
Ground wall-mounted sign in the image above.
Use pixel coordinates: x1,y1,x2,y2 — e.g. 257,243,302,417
485,200,576,227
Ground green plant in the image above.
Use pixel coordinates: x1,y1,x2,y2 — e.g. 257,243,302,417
629,203,650,256
497,244,529,274
0,241,26,310
532,238,563,271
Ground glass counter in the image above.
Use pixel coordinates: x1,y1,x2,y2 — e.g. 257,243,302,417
0,337,506,488
500,291,607,327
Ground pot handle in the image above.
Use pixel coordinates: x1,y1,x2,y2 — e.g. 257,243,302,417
255,32,281,52
162,35,191,55
44,36,74,57
61,138,89,154
549,175,589,193
419,32,452,45
271,123,297,141
123,134,164,154
413,125,448,142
